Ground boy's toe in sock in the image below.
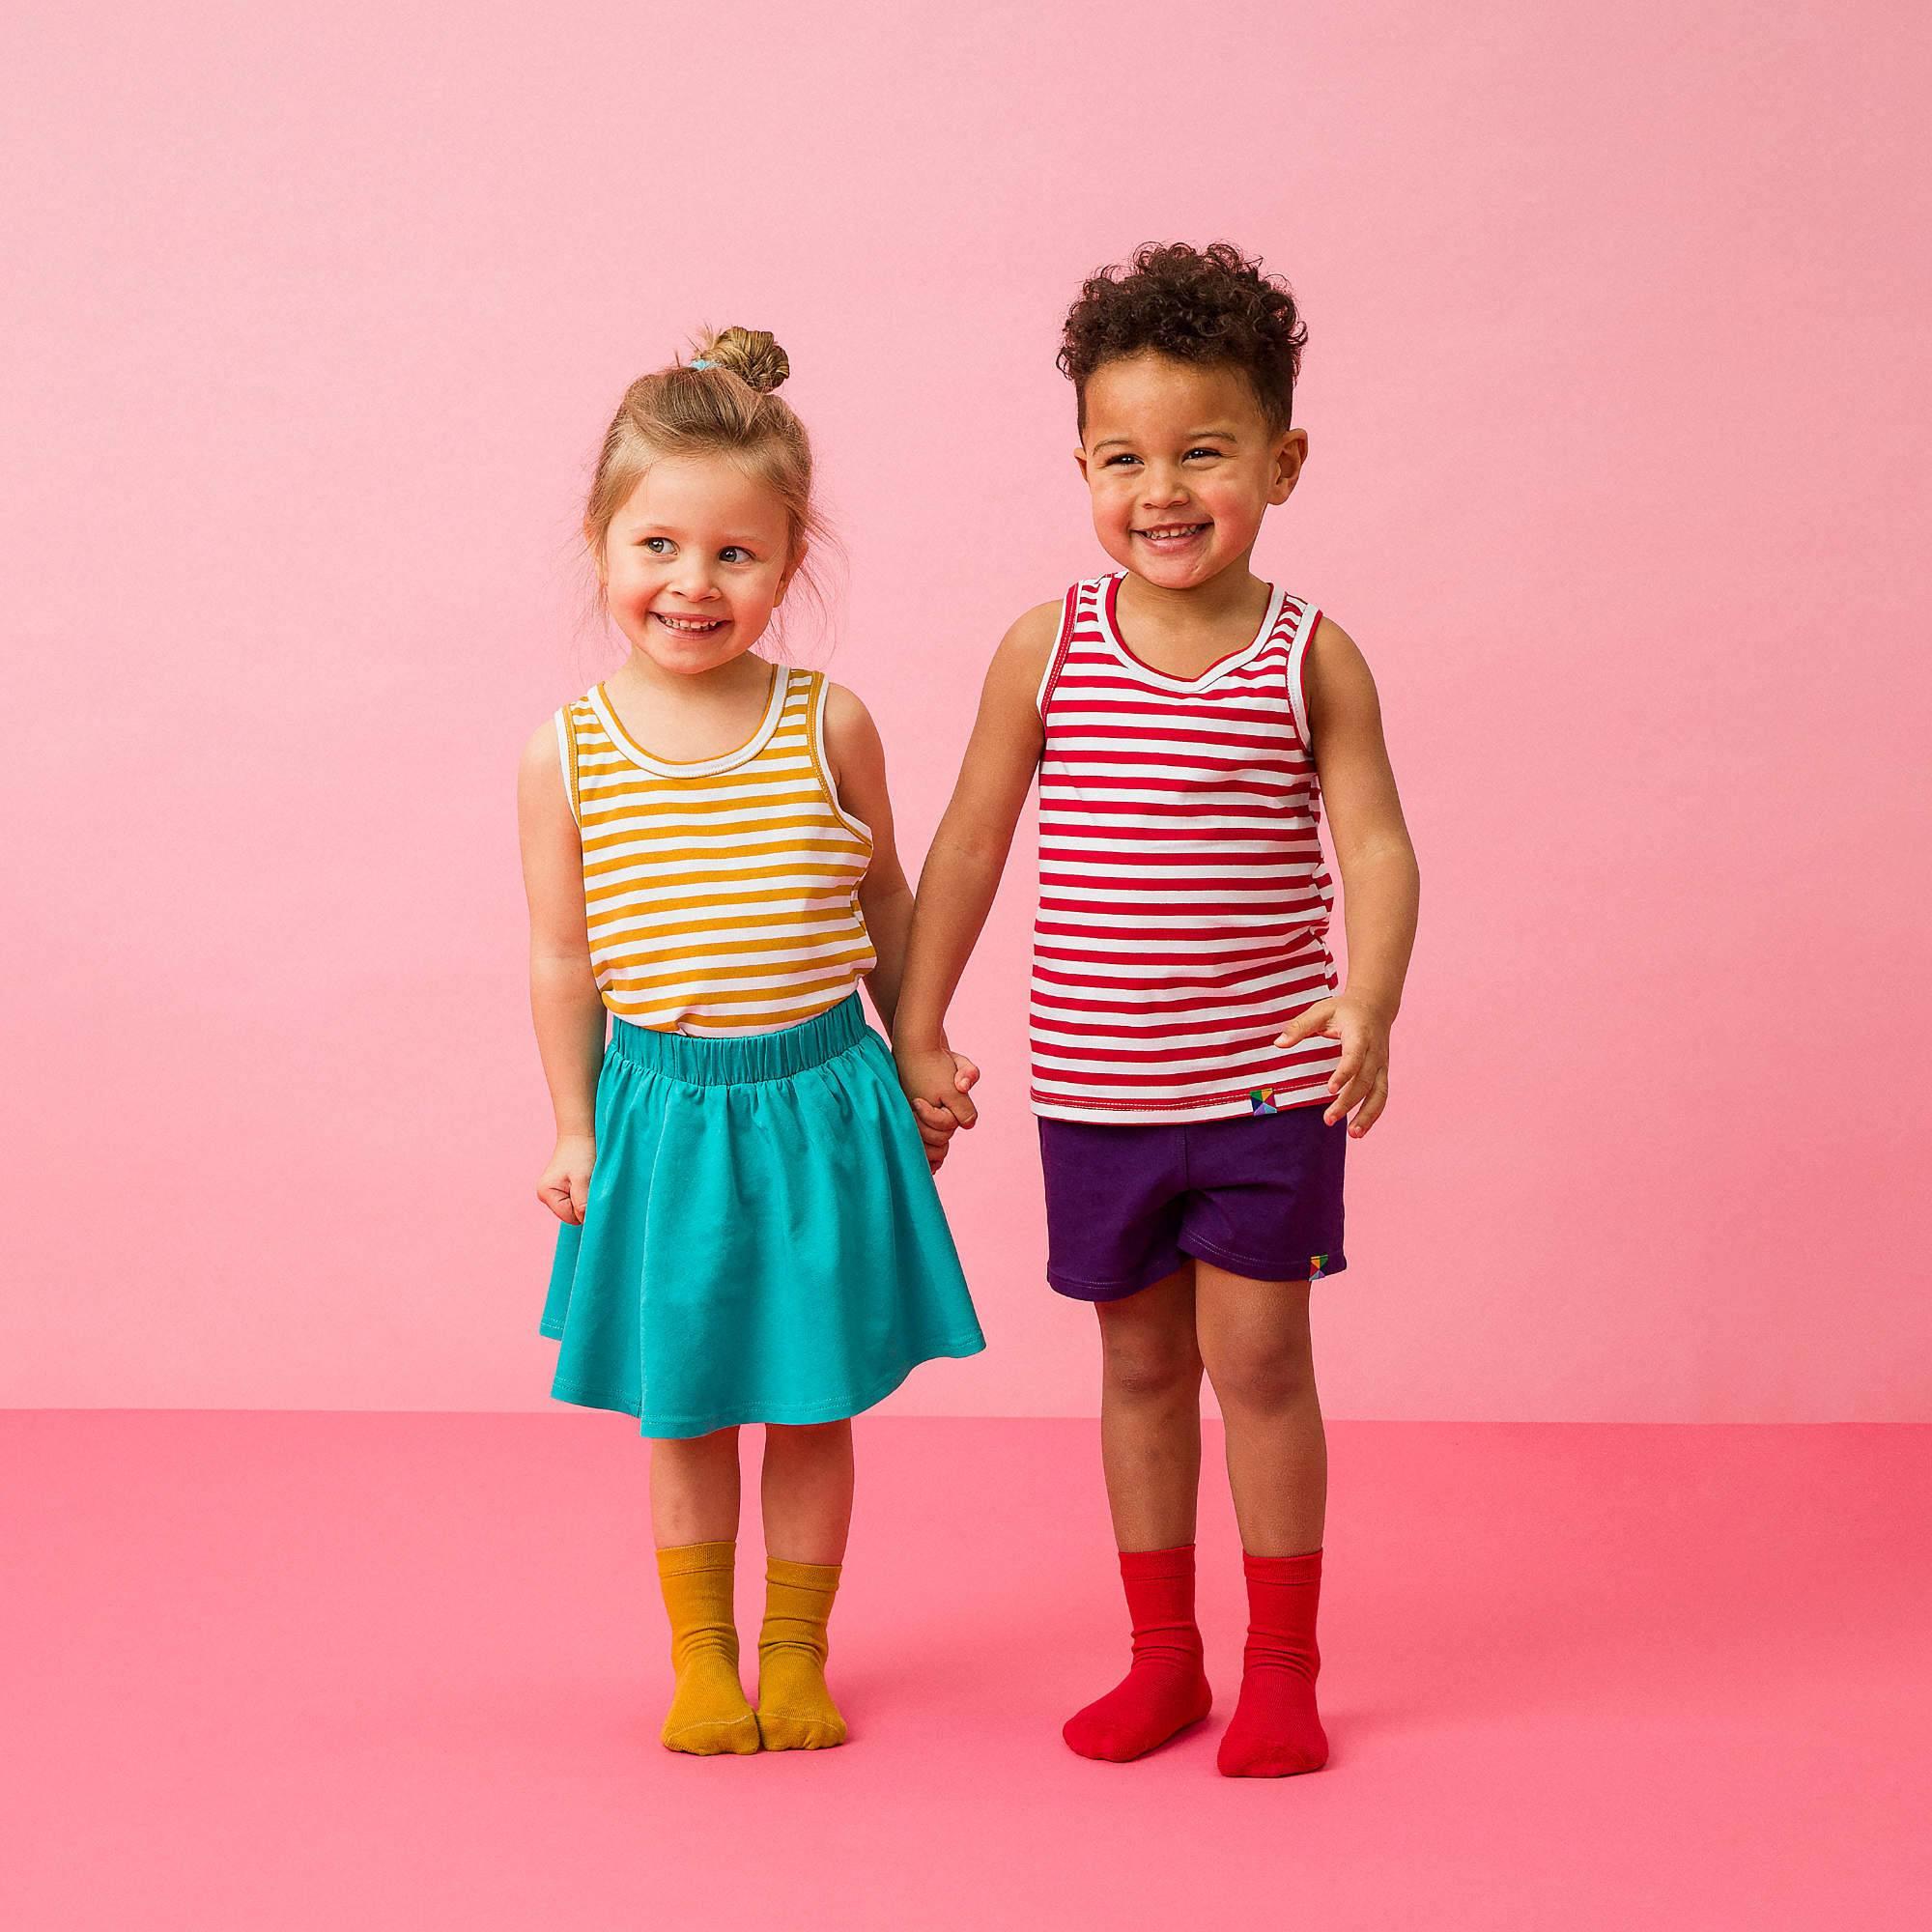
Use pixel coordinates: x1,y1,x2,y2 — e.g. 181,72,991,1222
1217,1548,1328,1777
656,1540,761,1756
1064,1545,1212,1763
756,1558,848,1750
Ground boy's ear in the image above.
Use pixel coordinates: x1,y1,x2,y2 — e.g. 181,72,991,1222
1269,428,1310,505
1073,444,1092,484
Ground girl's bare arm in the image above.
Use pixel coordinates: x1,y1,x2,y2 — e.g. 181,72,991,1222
517,724,608,1221
823,683,962,1170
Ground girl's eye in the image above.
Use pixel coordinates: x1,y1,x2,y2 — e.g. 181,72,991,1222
719,547,753,564
641,536,673,553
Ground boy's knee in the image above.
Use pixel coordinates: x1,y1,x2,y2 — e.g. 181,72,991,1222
1100,1330,1203,1402
1208,1345,1316,1415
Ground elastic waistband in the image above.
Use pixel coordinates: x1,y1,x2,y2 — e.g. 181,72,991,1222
607,995,868,1088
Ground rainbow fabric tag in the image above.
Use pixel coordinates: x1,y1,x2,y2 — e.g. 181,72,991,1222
1250,1088,1279,1115
1309,1254,1329,1282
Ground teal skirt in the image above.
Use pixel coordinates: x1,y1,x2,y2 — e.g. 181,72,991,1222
541,995,985,1439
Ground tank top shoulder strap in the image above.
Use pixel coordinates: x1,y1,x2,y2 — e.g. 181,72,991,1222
1035,574,1118,716
789,668,875,842
1277,594,1324,751
553,693,606,827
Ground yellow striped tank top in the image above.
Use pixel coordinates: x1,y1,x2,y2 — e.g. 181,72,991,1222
554,665,878,1037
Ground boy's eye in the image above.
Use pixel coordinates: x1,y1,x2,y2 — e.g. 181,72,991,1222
1185,446,1225,461
1104,453,1141,468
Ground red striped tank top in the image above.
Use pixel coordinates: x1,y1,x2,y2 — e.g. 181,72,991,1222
1031,571,1345,1123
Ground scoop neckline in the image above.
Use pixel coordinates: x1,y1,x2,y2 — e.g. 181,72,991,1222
589,663,790,778
1097,572,1288,693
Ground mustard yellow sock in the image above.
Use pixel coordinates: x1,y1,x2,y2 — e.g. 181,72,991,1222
755,1558,847,1750
656,1541,760,1755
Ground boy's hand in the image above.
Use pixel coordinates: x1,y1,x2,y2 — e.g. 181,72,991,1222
537,1132,596,1224
1277,996,1391,1137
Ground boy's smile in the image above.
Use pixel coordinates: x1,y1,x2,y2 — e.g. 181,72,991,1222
1076,352,1305,595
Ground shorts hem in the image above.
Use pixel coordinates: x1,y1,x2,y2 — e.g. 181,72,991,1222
1046,1260,1188,1303
1180,1237,1348,1285
547,1331,987,1439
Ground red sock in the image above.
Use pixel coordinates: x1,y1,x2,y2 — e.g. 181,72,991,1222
1063,1545,1213,1762
1217,1548,1328,1776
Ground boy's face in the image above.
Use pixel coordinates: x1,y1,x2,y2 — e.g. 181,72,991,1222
1075,352,1306,592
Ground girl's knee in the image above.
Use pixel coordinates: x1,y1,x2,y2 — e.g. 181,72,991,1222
765,1418,852,1448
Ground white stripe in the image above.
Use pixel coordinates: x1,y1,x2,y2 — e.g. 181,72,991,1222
590,906,859,943
1032,1019,1299,1052
1030,959,1331,1006
593,935,875,976
584,823,864,859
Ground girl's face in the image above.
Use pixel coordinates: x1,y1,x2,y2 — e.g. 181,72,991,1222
1075,353,1306,592
599,453,797,675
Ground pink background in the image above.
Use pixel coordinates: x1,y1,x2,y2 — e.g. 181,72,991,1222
4,2,1927,1421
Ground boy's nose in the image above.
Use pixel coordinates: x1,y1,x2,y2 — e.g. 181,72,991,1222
1140,468,1190,506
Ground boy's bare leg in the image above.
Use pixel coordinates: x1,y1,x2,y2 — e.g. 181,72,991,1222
1195,1261,1329,1776
1064,1264,1213,1760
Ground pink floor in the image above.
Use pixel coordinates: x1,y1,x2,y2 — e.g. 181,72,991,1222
6,1415,1928,1929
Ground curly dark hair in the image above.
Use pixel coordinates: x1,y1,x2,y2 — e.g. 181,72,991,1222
1058,241,1307,436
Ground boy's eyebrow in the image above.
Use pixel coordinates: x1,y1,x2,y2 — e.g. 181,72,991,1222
1090,426,1241,452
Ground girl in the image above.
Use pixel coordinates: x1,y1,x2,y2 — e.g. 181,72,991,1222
895,244,1420,1777
519,327,984,1756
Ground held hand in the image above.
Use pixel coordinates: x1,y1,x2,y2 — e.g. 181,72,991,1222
1277,996,1391,1138
895,1045,980,1130
536,1132,596,1225
908,1054,980,1172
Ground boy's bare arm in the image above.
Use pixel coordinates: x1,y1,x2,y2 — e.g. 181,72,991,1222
1278,617,1420,1136
893,602,1059,1126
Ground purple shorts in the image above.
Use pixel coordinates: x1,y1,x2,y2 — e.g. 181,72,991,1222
1037,1105,1348,1301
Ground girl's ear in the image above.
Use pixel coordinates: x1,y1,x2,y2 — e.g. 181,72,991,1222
588,526,609,588
776,543,808,607
1269,427,1310,506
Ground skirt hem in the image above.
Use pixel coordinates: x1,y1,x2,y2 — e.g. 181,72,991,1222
547,1330,987,1439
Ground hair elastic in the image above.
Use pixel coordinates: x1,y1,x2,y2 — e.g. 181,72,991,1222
689,357,715,369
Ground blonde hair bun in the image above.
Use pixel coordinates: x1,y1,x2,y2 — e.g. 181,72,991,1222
694,326,791,393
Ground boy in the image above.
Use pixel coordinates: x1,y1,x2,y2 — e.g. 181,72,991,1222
895,242,1419,1776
